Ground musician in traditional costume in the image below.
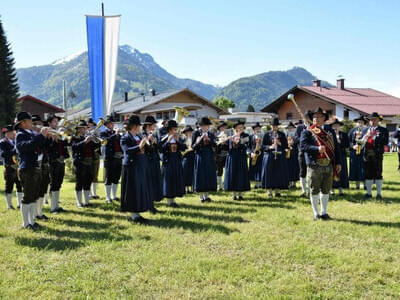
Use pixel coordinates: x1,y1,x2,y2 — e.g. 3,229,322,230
362,112,389,199
261,118,289,197
348,116,368,189
47,114,69,213
31,115,50,220
192,117,217,203
120,115,154,223
71,120,99,208
100,116,123,203
248,122,263,189
294,112,313,197
224,120,251,200
330,118,349,196
285,122,300,189
215,122,228,191
300,108,341,220
87,118,101,200
142,115,163,210
181,125,195,194
161,120,186,207
15,112,48,230
0,125,22,210
393,125,400,172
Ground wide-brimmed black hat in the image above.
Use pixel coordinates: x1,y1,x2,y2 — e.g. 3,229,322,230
286,121,296,129
270,118,281,126
143,116,157,125
368,112,383,121
104,115,116,125
46,114,61,123
126,115,141,127
330,118,343,126
31,114,42,123
305,110,314,121
87,118,96,126
2,124,14,134
199,117,212,126
76,120,88,128
167,120,178,129
311,107,328,121
233,119,246,128
217,122,228,130
295,119,303,125
13,111,32,130
353,116,369,123
182,125,194,133
252,122,262,129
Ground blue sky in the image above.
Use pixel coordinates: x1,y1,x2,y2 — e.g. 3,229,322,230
1,0,399,95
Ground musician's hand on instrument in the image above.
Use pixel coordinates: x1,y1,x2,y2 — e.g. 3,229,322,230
250,153,256,159
148,134,155,143
336,164,342,174
353,145,358,150
167,134,174,142
196,136,202,144
40,127,49,137
234,136,240,144
84,136,91,143
139,138,147,149
318,145,326,153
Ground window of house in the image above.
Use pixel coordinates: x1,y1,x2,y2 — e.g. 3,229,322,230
163,112,169,120
169,111,176,119
286,112,293,120
326,110,333,118
156,112,162,120
344,109,349,119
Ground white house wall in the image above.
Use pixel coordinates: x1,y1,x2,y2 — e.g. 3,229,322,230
142,102,219,119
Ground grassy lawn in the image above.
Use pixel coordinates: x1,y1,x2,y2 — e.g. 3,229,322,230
0,154,400,299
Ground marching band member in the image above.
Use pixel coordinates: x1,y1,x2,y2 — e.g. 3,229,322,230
87,118,101,200
224,120,251,200
300,108,341,220
0,125,22,209
285,122,299,189
100,116,123,203
120,115,154,223
192,117,217,203
248,122,263,189
330,118,349,196
71,120,99,208
261,118,289,197
161,120,186,207
47,114,69,213
393,125,400,171
31,115,50,220
181,125,195,194
362,112,389,199
348,116,368,189
142,115,163,210
215,122,228,191
15,112,48,230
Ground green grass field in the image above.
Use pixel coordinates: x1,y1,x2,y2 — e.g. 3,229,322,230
0,154,400,299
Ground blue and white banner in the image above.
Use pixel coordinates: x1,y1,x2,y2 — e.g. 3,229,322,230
86,15,120,122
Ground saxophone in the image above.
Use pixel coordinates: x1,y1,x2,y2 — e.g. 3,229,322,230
251,135,261,166
354,127,363,155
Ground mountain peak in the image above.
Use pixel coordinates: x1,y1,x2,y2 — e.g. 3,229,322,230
51,50,85,65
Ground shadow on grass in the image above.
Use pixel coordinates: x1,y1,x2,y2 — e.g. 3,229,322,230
342,194,400,204
218,200,295,210
43,227,132,242
166,210,248,223
335,218,400,229
163,203,257,214
146,217,238,235
15,236,84,251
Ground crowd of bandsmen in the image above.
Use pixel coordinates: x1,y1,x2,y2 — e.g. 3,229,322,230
0,108,393,229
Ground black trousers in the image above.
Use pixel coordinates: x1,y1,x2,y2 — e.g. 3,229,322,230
4,166,22,193
39,163,50,197
74,160,94,191
104,158,122,185
298,152,307,178
18,167,42,204
215,155,226,177
364,154,383,180
49,161,65,192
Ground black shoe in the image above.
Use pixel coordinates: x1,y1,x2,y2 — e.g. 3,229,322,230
128,216,148,224
339,193,344,197
92,195,100,199
300,192,307,198
376,194,383,200
17,205,20,209
112,197,120,202
57,207,66,213
205,197,212,202
238,196,244,201
233,196,238,201
320,214,331,220
21,224,35,230
364,193,372,199
8,205,15,210
32,222,41,230
83,203,93,207
254,186,259,190
313,215,320,221
50,209,59,214
275,193,281,197
41,214,49,220
150,207,159,214
168,202,179,208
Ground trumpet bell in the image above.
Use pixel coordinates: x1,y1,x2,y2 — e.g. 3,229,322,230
287,94,295,101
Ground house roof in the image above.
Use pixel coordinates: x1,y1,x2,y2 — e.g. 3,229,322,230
68,88,227,119
261,85,400,117
17,95,65,113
